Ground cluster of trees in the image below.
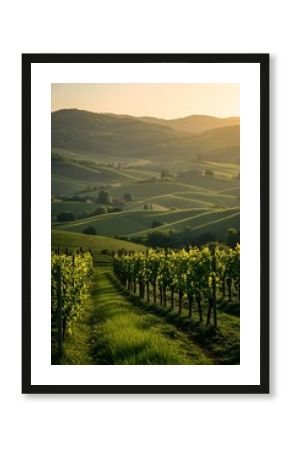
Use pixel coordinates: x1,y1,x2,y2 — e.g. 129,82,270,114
97,189,134,206
82,226,97,235
136,168,173,183
130,227,240,249
56,212,75,222
55,194,94,203
52,151,121,170
204,169,215,177
55,189,135,209
144,203,154,210
151,220,163,228
97,190,112,205
160,169,172,179
226,228,240,247
56,189,136,222
81,206,123,218
56,205,123,222
137,176,157,184
123,193,134,202
52,153,66,161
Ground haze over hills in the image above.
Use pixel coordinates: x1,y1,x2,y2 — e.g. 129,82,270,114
140,114,240,134
52,109,240,164
51,107,240,248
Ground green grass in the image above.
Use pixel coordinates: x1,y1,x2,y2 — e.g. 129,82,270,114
51,174,90,195
128,208,240,237
122,186,239,210
56,212,151,235
83,180,200,200
51,200,99,218
113,276,240,364
175,172,239,192
52,229,146,253
52,159,147,197
194,160,239,178
54,208,211,236
60,267,213,365
117,167,161,180
58,266,239,365
54,206,239,240
176,190,239,208
140,194,215,209
52,159,132,185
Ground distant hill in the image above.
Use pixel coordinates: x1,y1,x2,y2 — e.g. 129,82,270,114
52,109,177,156
190,125,240,164
140,115,240,134
52,109,239,164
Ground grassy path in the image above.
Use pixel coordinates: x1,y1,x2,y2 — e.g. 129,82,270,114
62,267,214,365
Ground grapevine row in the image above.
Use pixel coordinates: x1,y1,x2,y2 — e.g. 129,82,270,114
51,251,93,359
113,244,240,328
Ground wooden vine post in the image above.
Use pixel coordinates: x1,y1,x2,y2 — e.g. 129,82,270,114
145,248,150,303
170,286,174,309
196,292,203,323
212,251,217,329
188,293,193,318
178,289,183,315
206,248,217,328
56,264,63,360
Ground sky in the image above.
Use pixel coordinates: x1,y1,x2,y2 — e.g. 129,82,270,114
51,83,239,119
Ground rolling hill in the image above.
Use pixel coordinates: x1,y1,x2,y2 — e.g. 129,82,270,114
51,108,240,246
51,230,146,259
140,114,240,134
52,109,240,164
53,206,240,241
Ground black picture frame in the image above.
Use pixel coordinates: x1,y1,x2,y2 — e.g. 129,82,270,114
22,53,269,394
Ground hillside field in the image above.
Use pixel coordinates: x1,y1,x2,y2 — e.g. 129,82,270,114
51,107,240,367
52,109,240,247
52,229,146,252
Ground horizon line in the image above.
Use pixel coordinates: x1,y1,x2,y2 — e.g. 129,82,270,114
51,107,240,121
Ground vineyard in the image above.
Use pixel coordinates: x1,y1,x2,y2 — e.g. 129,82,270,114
51,251,93,361
51,244,240,365
113,245,240,328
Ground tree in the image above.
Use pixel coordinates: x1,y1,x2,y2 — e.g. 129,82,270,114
123,193,134,203
146,230,173,248
97,189,112,205
110,207,122,213
151,220,163,228
160,169,171,179
57,212,75,222
226,228,240,247
94,206,107,215
195,231,216,246
82,226,96,235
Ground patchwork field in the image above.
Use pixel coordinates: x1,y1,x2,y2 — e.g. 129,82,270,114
51,108,240,368
52,109,240,246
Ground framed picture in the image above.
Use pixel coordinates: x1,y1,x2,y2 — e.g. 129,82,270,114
22,53,269,394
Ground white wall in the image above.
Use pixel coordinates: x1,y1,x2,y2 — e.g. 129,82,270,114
0,1,286,449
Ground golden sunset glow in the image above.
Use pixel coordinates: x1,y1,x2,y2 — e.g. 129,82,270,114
51,83,239,119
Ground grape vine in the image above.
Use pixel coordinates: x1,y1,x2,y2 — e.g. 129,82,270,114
51,251,93,358
113,244,240,328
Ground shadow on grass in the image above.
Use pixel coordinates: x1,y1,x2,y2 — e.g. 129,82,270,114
108,273,240,365
87,270,210,365
217,299,240,316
